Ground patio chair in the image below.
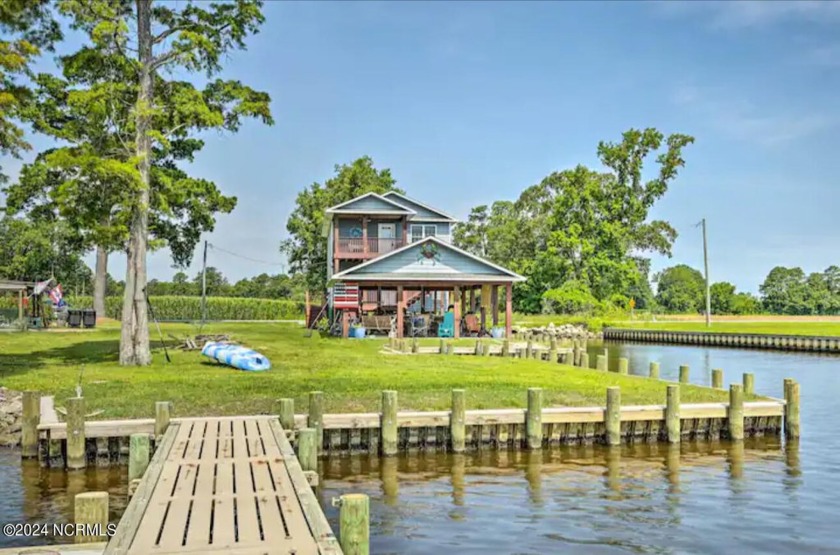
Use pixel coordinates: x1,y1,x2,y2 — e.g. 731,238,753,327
463,314,481,336
437,311,455,338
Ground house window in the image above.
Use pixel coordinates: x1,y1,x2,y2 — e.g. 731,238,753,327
410,224,437,242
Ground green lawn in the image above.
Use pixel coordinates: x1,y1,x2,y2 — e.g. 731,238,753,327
0,322,740,419
616,321,840,337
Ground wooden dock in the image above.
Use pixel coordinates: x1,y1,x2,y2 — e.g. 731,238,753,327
105,415,340,554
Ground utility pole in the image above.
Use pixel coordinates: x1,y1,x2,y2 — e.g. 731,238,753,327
201,240,208,326
701,218,711,328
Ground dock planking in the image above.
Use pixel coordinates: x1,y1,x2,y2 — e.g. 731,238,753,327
105,416,340,555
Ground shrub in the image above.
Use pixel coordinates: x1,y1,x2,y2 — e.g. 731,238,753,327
541,281,601,315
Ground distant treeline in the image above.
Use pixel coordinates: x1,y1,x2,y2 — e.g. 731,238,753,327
654,264,840,316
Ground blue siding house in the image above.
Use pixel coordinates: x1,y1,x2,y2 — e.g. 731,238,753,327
322,192,524,338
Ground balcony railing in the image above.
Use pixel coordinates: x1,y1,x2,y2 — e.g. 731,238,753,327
336,237,405,258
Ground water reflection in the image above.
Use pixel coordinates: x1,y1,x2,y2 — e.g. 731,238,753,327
318,438,805,553
0,453,128,548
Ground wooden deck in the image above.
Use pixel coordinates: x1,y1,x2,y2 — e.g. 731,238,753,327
105,416,340,555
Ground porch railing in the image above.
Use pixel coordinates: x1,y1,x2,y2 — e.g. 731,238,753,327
336,237,405,256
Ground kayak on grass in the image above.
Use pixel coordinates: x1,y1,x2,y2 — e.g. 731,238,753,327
201,342,271,371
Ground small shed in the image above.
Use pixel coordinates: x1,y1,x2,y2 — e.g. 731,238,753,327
0,279,33,323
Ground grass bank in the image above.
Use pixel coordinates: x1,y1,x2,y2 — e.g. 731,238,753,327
616,320,840,337
0,322,743,419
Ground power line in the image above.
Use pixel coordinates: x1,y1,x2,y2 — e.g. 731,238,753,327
207,242,286,269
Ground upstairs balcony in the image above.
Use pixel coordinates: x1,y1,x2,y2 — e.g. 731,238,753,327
335,237,406,259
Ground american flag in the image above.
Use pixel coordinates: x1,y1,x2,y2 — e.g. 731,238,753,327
49,284,65,307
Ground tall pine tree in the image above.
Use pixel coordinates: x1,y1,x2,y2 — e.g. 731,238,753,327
50,0,273,364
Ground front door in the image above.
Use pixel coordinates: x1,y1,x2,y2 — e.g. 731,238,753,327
378,223,396,253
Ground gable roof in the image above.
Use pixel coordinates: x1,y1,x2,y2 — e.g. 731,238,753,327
381,192,458,222
326,192,415,215
331,236,525,282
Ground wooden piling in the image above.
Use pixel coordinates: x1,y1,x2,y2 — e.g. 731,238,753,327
728,384,744,440
596,354,607,371
308,391,324,456
573,345,581,366
381,390,398,456
743,373,754,396
154,401,171,438
411,337,419,353
338,493,370,555
649,362,660,379
278,398,295,431
785,379,800,439
517,347,526,359
666,385,680,443
605,387,621,446
712,368,723,389
439,339,445,354
21,391,40,459
66,397,86,470
617,357,628,375
297,428,318,472
526,388,543,449
502,339,510,357
446,342,454,355
679,365,690,384
580,352,590,368
450,389,466,453
128,433,150,481
74,492,109,543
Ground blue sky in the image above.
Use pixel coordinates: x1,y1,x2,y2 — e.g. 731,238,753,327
7,1,840,293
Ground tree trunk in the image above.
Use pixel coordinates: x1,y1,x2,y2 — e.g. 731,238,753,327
93,244,108,319
119,0,153,366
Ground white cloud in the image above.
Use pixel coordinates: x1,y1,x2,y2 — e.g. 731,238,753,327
672,84,836,146
657,1,840,29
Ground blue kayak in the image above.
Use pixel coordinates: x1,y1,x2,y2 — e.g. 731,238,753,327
201,342,271,371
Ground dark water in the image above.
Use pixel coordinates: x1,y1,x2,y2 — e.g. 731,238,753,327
2,342,839,553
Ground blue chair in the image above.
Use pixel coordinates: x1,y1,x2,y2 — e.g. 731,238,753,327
437,311,455,338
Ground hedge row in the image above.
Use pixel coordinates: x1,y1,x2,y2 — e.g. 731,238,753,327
0,294,303,321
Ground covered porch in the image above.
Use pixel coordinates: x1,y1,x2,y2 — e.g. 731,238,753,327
343,281,514,339
329,236,525,339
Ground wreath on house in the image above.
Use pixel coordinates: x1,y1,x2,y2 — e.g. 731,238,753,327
417,242,441,264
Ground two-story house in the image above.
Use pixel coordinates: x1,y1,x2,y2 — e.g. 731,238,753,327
322,191,524,338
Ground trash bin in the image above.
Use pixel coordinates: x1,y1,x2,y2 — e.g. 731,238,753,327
82,309,96,328
67,309,82,328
